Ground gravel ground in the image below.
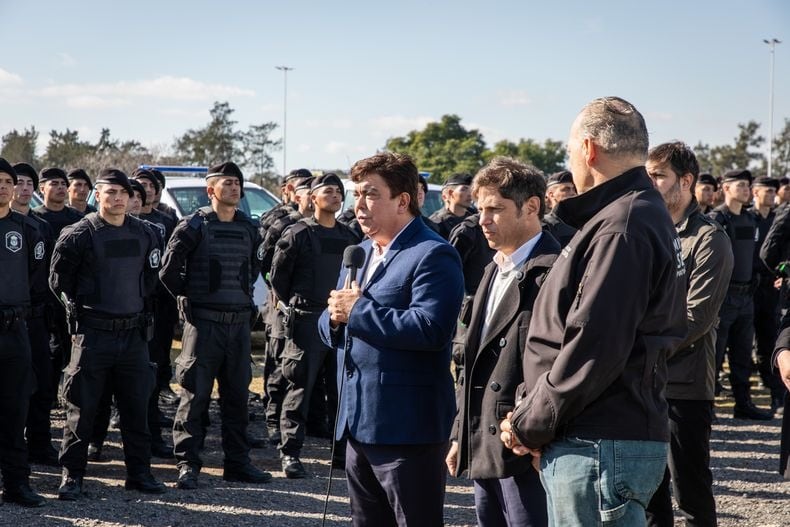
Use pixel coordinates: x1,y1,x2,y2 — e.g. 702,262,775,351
3,352,789,526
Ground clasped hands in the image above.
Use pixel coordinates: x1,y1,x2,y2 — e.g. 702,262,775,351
500,411,542,473
328,281,361,326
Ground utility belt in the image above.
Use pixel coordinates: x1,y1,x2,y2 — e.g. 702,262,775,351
277,296,325,339
78,313,148,332
728,279,756,295
177,296,250,325
0,306,28,333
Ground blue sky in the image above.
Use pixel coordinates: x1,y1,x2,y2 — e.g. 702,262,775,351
1,0,789,174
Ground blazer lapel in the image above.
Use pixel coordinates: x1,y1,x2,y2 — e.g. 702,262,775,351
465,264,496,361
477,273,522,352
364,218,422,288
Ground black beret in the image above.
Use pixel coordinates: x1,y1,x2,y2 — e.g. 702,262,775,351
40,167,68,185
95,168,133,196
697,173,717,191
129,179,147,206
67,168,93,190
132,168,161,194
285,168,313,182
294,176,314,192
778,177,789,186
149,168,166,189
444,173,473,187
418,174,429,194
0,158,18,184
722,169,752,184
207,161,244,197
310,173,342,192
12,163,37,187
753,176,780,190
547,170,574,188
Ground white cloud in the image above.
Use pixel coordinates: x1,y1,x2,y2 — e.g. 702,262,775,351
66,95,129,109
0,68,23,86
37,75,255,102
499,90,532,107
369,115,435,136
305,118,353,129
58,52,77,67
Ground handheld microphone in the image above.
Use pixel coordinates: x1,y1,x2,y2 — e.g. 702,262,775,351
342,245,366,289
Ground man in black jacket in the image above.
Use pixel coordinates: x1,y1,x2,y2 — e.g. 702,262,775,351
645,142,733,527
541,170,577,248
501,97,687,525
447,157,556,527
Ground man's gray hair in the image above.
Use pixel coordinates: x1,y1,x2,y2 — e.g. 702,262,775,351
579,97,648,159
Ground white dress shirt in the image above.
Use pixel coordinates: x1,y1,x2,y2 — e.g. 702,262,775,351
480,231,543,341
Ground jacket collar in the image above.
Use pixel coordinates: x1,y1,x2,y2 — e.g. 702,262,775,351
676,198,701,233
554,166,653,229
362,215,423,287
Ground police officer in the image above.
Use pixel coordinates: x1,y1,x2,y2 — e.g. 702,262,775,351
542,170,578,248
0,158,47,507
270,173,360,478
149,169,178,223
33,167,83,400
50,168,166,499
709,169,773,420
87,179,174,461
260,175,313,444
429,173,474,239
66,169,96,214
132,168,179,406
10,163,59,467
259,168,312,238
752,176,784,411
695,173,718,214
160,161,272,489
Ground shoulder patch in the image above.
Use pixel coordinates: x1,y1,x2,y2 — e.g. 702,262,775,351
34,240,45,260
149,248,161,268
5,230,23,253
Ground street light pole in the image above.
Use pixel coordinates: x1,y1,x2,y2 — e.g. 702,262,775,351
763,38,781,179
275,65,293,176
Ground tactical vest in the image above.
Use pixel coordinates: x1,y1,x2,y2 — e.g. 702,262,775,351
291,218,356,307
78,214,148,315
185,207,255,308
0,211,32,307
713,206,755,283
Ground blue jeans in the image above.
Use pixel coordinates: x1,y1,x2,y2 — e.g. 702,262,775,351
540,437,667,526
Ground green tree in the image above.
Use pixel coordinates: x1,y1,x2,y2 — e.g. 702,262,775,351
1,127,39,165
485,138,566,174
694,121,766,177
770,118,790,179
385,114,487,183
242,122,281,178
43,129,94,168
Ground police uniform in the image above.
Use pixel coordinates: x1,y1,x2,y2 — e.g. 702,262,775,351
0,158,47,507
67,169,97,214
159,161,271,489
447,213,495,379
33,168,84,402
133,169,179,397
270,174,360,477
260,195,305,442
50,169,165,499
12,162,59,467
709,169,772,420
429,173,474,239
752,177,784,409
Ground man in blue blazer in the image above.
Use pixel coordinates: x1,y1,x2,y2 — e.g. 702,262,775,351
319,152,464,527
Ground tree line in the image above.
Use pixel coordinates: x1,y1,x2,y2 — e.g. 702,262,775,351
2,101,789,188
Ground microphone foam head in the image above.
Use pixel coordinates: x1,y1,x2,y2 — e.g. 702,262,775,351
343,245,366,269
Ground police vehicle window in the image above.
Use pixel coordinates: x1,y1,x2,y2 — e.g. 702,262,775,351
243,187,279,220
343,189,355,212
170,188,210,216
422,189,443,217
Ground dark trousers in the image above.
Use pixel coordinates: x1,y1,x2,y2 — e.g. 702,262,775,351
279,315,333,456
345,437,448,527
173,317,251,471
152,293,177,389
715,290,754,395
754,281,782,397
49,307,71,403
473,470,548,527
25,313,55,451
646,399,716,527
0,320,33,488
263,336,286,431
59,327,154,477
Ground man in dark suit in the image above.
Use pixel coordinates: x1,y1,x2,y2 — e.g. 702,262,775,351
447,157,557,527
319,152,464,527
